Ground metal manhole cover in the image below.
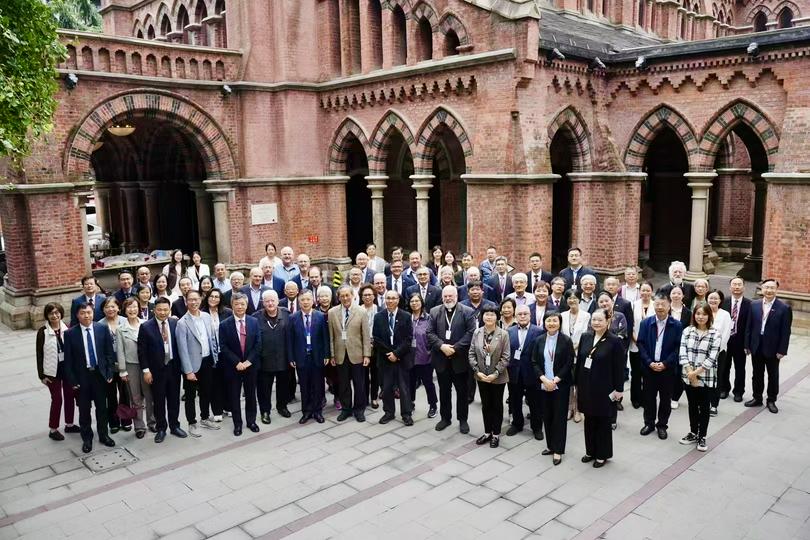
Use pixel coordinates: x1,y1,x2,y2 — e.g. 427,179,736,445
80,447,139,473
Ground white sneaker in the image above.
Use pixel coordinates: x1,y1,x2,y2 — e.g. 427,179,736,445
212,415,223,422
697,437,708,452
671,400,679,409
201,419,220,430
188,424,202,438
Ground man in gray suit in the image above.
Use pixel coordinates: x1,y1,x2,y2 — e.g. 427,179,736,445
427,285,476,434
177,290,220,437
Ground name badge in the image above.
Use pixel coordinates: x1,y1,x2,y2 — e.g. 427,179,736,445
514,348,522,360
584,356,593,369
341,330,347,341
306,335,312,345
57,352,64,363
445,329,451,340
572,284,578,291
411,338,417,348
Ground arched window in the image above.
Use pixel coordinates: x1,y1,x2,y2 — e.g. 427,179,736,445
392,5,407,66
147,25,155,39
368,0,383,69
137,29,144,39
444,29,460,56
417,17,433,61
160,15,171,37
778,7,793,27
753,11,767,31
177,5,190,43
195,1,209,46
638,0,645,25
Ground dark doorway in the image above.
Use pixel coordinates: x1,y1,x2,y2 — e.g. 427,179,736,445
383,132,417,251
732,123,770,281
550,130,575,273
428,127,466,253
345,136,372,258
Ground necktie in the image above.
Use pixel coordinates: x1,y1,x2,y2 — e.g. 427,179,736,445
421,287,426,299
161,320,170,364
344,308,350,326
85,328,97,368
238,319,246,356
388,312,395,334
534,274,539,288
500,276,505,292
731,299,739,336
290,301,296,314
88,297,94,307
394,279,400,294
305,314,310,331
554,298,559,308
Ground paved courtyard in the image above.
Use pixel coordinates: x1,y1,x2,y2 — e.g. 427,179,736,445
0,324,808,540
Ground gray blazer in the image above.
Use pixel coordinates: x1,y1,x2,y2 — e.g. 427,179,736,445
468,326,511,385
176,311,217,374
115,320,141,374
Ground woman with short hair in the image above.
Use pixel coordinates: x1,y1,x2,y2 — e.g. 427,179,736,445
98,297,131,434
36,302,77,440
561,289,590,423
116,297,153,438
469,305,510,447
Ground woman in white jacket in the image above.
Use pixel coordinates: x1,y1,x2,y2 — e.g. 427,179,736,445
561,290,590,423
629,282,655,408
707,290,731,416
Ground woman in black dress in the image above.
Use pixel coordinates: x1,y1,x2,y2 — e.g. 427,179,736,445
575,308,625,468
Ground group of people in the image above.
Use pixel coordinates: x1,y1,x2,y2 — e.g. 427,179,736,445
36,242,792,468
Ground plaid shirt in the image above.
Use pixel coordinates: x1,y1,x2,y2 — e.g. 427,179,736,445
679,326,720,388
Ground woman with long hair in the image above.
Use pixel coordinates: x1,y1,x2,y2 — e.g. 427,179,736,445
163,249,187,296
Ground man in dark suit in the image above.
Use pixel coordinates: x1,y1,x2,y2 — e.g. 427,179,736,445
373,290,414,425
723,277,752,402
71,275,105,326
279,281,300,314
527,253,554,295
287,290,330,424
372,274,389,309
63,303,116,453
240,267,269,316
559,247,598,292
460,280,498,328
222,272,245,308
259,261,286,297
253,290,292,422
656,261,694,306
547,277,568,312
138,297,188,443
171,277,193,318
457,267,494,303
454,253,474,286
403,251,437,286
405,267,442,312
112,271,136,306
507,305,545,439
605,276,635,340
745,279,792,413
637,294,683,439
427,286,476,434
385,260,414,309
355,252,375,284
219,292,262,435
302,266,336,305
486,256,513,303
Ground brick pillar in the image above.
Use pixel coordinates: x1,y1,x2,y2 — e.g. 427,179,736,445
366,175,387,256
94,185,111,233
381,7,393,69
140,181,161,251
210,189,233,264
406,16,418,66
712,168,754,261
740,174,767,282
411,175,434,256
684,173,717,280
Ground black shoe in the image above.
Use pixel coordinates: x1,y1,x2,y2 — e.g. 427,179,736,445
121,425,132,432
82,441,92,453
278,408,292,418
435,419,451,431
720,392,729,400
109,426,120,434
154,431,166,443
100,436,115,447
506,425,522,436
248,423,260,433
403,416,414,426
355,411,365,422
553,456,562,466
299,414,310,425
428,406,437,418
640,425,655,436
581,455,594,463
148,426,157,433
744,399,763,407
767,401,779,414
136,430,146,439
337,410,353,422
733,394,743,403
490,436,499,448
476,434,492,445
170,427,188,438
657,427,668,440
233,426,242,436
64,425,81,434
533,430,544,441
459,421,470,434
314,413,325,424
541,448,553,456
593,460,607,468
632,402,641,409
49,431,64,441
261,413,271,425
709,406,718,417
379,413,395,424
616,401,624,411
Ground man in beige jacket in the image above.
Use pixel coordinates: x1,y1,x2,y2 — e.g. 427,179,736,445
329,285,372,422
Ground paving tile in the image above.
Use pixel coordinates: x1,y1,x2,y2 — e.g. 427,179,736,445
554,496,613,531
503,475,559,506
297,482,358,513
459,486,502,507
509,497,568,532
531,519,579,540
241,503,307,537
195,503,262,537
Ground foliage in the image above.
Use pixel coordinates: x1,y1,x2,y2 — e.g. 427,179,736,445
0,0,66,158
49,0,102,32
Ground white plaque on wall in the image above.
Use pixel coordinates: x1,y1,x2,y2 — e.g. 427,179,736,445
251,203,278,225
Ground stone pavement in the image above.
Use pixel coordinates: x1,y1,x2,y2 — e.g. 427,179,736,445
0,324,808,540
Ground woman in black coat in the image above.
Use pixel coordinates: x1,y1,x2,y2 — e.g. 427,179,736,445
575,308,625,468
532,311,575,465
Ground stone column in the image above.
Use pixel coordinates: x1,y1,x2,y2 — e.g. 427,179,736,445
740,173,767,281
139,181,161,251
76,189,93,275
94,185,111,233
410,175,434,256
111,181,129,249
366,175,388,256
188,182,216,260
121,184,143,251
209,189,233,264
684,172,716,280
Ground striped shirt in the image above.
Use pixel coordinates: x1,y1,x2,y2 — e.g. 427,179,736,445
679,326,720,388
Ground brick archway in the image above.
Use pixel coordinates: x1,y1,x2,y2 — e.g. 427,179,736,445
413,107,472,175
547,106,593,172
438,13,471,45
697,99,779,171
327,117,371,175
368,110,417,175
381,0,414,14
624,105,699,171
64,89,237,181
412,1,439,30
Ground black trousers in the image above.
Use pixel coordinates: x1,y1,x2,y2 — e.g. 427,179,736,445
478,381,505,435
643,370,673,429
380,361,412,417
77,368,109,443
367,354,380,402
212,361,226,415
628,351,644,405
288,365,297,400
728,340,747,397
106,372,132,428
508,381,542,433
184,356,214,424
468,369,477,402
672,370,684,402
542,387,569,454
152,360,181,432
338,359,367,413
298,366,325,415
685,385,711,438
437,369,469,422
257,369,289,414
410,364,437,406
710,351,729,407
227,365,257,428
752,352,780,403
584,415,613,460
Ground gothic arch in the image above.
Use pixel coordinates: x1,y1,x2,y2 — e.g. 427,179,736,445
156,2,172,28
547,106,593,172
438,12,470,45
65,89,238,181
697,99,779,170
774,0,800,19
413,107,473,175
624,105,699,171
327,118,372,175
412,1,439,30
368,111,418,175
381,0,414,15
746,4,772,22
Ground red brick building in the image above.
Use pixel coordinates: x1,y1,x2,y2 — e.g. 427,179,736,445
2,0,810,327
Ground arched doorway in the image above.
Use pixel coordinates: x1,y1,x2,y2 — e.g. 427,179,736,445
550,130,575,272
641,127,691,271
383,132,417,251
344,135,373,257
427,128,466,253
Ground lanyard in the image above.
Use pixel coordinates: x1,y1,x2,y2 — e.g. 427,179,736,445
445,308,456,329
266,316,279,330
656,320,667,340
762,301,772,326
569,312,577,335
587,335,607,358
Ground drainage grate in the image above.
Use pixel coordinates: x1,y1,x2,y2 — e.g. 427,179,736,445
80,447,139,473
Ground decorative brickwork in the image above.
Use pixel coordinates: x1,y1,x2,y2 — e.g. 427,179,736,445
625,105,700,171
414,107,473,175
368,111,418,175
547,106,593,173
327,117,372,175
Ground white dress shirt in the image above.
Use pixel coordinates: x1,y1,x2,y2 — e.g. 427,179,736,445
80,323,97,368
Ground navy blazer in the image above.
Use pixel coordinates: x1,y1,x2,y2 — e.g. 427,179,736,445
486,274,514,303
559,266,598,292
460,298,498,326
529,301,558,326
405,284,442,312
614,296,634,340
403,267,437,286
218,315,262,369
526,270,555,294
261,276,286,297
63,322,115,385
137,317,181,374
722,295,751,349
372,308,413,369
507,324,544,386
286,310,330,369
113,288,136,306
531,331,575,387
745,298,792,358
279,297,299,313
239,285,270,315
458,282,495,303
70,294,105,326
637,316,683,370
171,296,188,319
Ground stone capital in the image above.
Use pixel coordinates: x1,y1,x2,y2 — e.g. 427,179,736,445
461,173,560,185
761,173,810,185
410,175,435,192
208,189,234,203
567,172,647,183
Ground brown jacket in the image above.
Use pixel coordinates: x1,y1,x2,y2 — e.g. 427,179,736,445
328,304,372,365
468,326,511,385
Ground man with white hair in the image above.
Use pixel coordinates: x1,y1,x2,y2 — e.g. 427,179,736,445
373,273,388,308
240,267,269,316
457,267,495,303
507,273,536,307
579,274,598,314
356,252,374,284
260,260,286,296
656,261,694,305
253,289,292,422
274,246,300,282
222,271,244,306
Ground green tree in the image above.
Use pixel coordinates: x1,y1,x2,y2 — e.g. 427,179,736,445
0,0,66,158
48,0,102,32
